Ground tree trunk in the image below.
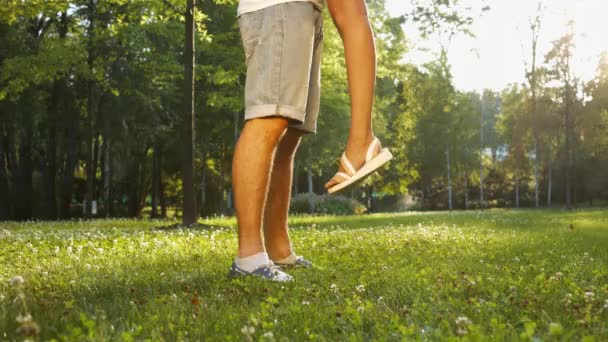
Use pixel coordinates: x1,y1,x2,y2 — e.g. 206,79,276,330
152,145,160,218
44,13,68,220
515,176,520,209
45,82,60,220
200,150,206,215
547,163,552,207
0,124,9,219
564,89,572,209
533,139,540,208
103,135,111,217
138,149,148,215
366,185,373,213
181,0,197,225
127,154,140,218
84,0,98,218
16,124,34,220
307,164,314,214
446,147,453,211
60,111,80,219
421,177,426,209
160,172,167,219
479,98,485,209
464,177,469,210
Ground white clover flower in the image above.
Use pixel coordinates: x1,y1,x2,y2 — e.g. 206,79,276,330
555,272,563,278
301,301,310,305
514,257,520,262
357,306,364,314
241,325,255,335
67,246,73,254
603,299,608,309
456,328,467,336
70,280,76,285
356,285,365,293
330,284,338,291
455,316,472,326
584,291,595,302
171,293,178,300
263,331,274,338
54,246,60,254
9,275,24,287
85,264,92,270
16,313,32,324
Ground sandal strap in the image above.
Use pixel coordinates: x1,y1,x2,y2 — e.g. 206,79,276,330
331,172,351,183
334,172,351,180
340,153,357,176
366,137,380,163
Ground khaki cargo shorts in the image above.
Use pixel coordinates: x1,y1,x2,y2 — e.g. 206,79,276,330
238,2,323,134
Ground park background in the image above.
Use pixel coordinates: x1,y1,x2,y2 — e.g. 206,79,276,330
1,0,608,340
1,0,607,222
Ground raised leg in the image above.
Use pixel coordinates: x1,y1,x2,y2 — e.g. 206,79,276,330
325,0,379,190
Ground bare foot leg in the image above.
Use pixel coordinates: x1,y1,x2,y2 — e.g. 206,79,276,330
326,0,379,190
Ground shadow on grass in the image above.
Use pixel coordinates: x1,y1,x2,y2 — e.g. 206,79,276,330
153,222,218,231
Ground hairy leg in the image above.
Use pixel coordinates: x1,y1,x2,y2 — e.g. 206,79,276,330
233,117,290,258
263,128,305,260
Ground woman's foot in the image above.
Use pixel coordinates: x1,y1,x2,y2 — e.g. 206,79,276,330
325,137,392,193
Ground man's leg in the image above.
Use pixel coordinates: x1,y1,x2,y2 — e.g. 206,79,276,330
263,128,304,261
233,117,290,258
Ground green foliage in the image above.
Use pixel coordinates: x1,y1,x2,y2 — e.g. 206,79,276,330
1,210,607,339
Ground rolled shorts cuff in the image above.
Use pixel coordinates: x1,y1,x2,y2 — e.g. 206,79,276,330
244,104,305,125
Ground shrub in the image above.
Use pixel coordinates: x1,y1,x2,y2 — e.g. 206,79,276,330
289,193,367,215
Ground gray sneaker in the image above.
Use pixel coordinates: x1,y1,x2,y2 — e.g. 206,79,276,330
229,261,294,282
276,255,312,268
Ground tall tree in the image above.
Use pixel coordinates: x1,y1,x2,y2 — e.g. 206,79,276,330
181,0,197,225
545,29,578,208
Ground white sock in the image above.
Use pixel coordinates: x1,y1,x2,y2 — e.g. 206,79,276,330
275,252,297,265
236,252,270,273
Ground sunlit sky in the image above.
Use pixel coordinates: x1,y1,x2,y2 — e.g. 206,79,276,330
386,0,608,92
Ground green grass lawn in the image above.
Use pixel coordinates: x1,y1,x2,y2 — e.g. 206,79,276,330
1,209,607,340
